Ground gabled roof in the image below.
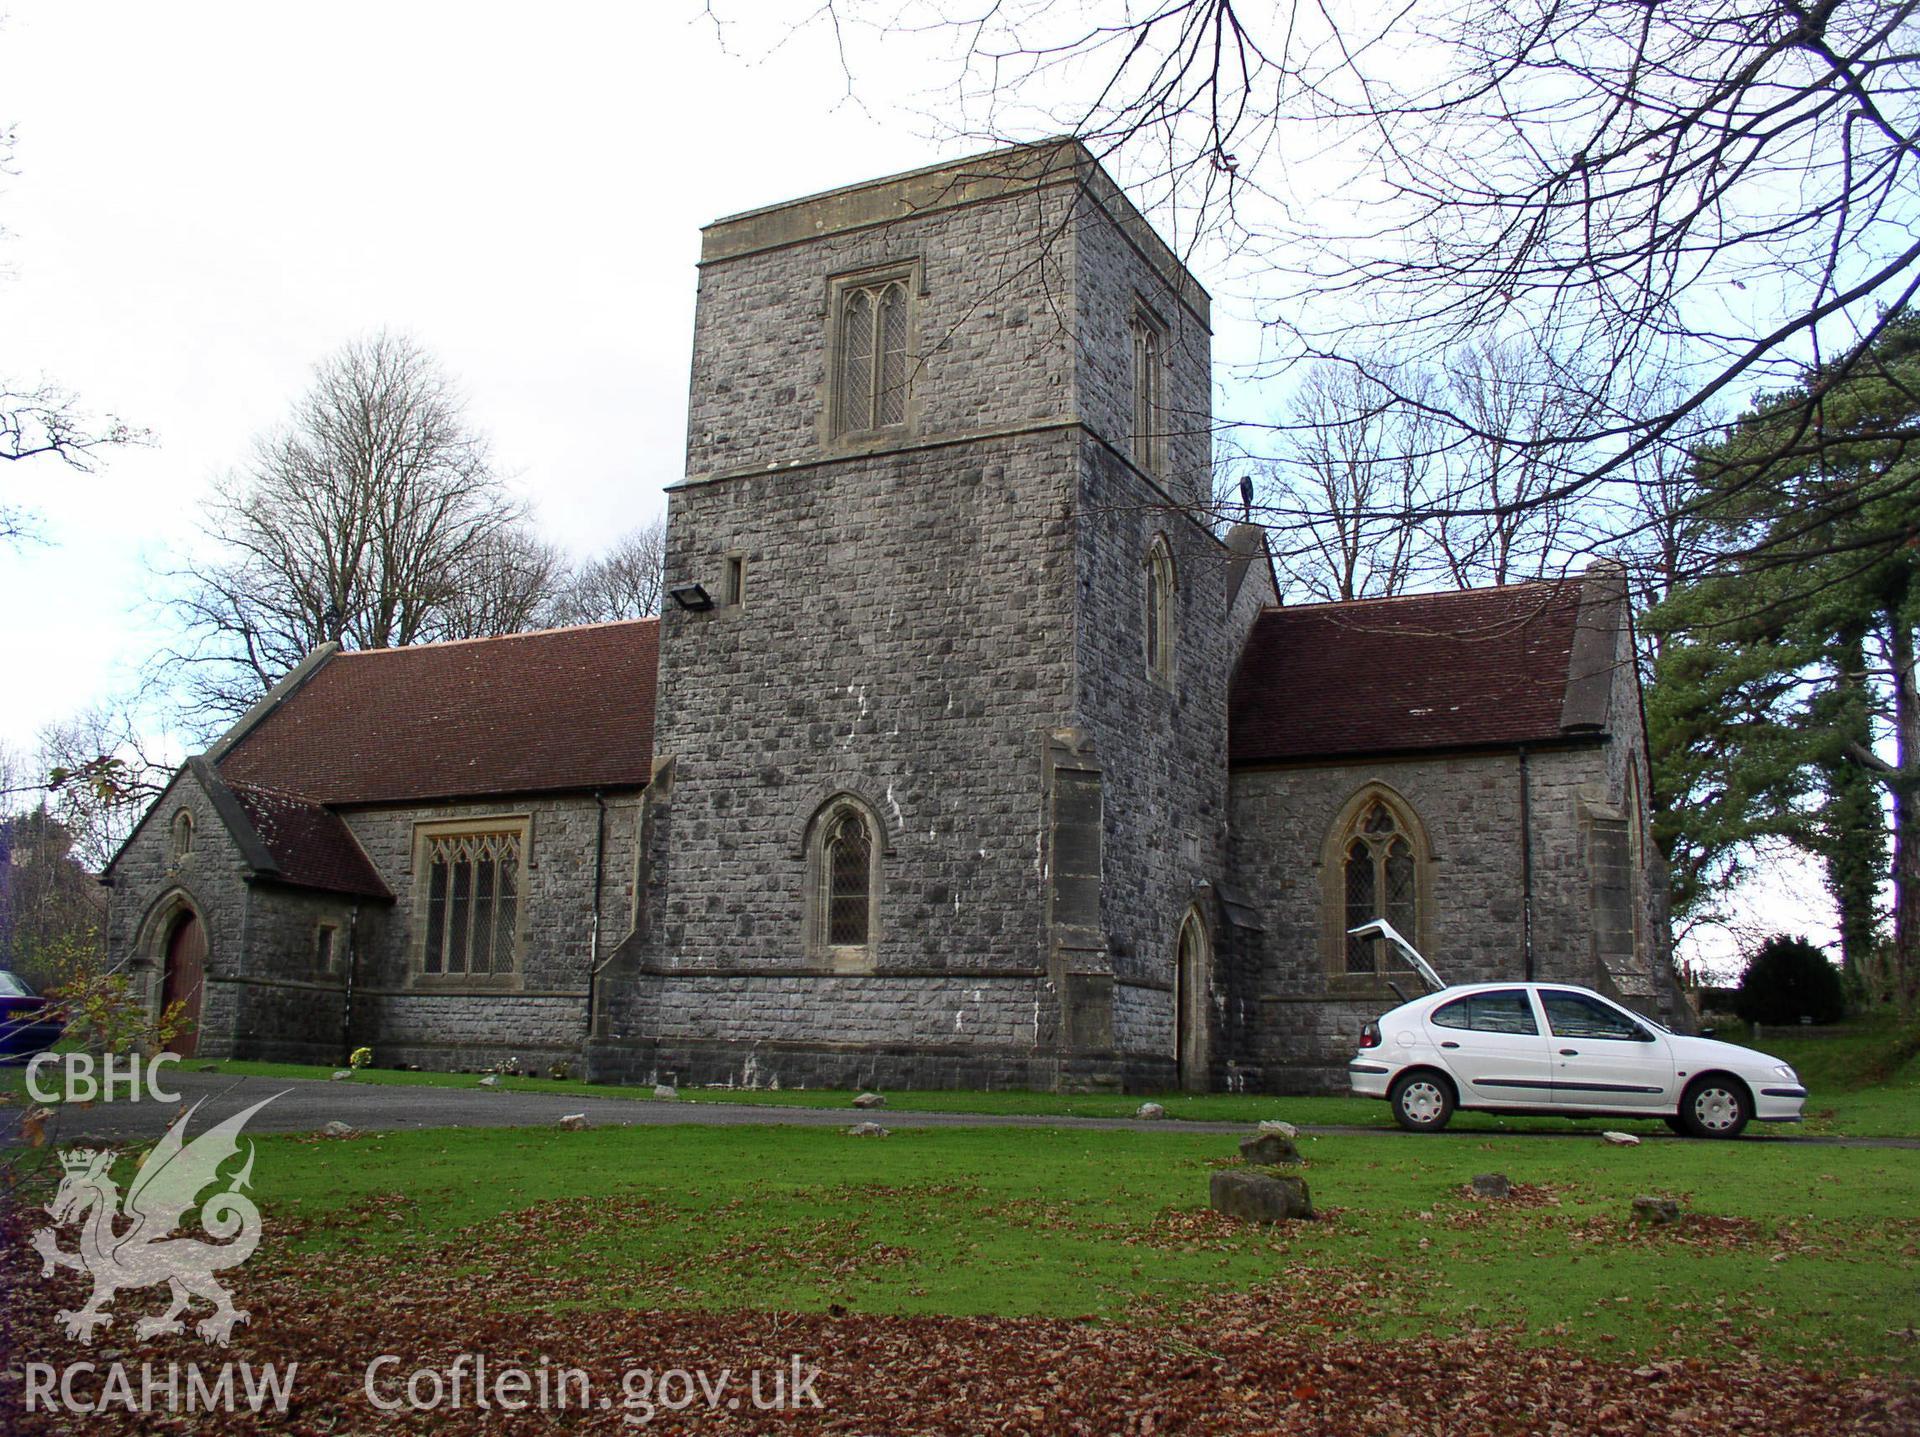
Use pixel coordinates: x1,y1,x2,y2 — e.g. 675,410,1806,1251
216,619,660,805
226,779,391,898
176,757,391,900
1229,571,1626,765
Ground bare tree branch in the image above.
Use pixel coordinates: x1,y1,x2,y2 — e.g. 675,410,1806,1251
152,332,559,734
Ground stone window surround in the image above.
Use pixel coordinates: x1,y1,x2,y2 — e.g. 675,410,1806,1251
1319,782,1433,993
1143,532,1177,687
821,258,924,450
408,814,532,991
800,793,886,972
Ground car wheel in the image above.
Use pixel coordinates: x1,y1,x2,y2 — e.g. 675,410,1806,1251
1677,1075,1750,1139
1663,1116,1691,1136
1388,1071,1455,1133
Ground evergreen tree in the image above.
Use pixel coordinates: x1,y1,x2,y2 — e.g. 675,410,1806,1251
1648,314,1920,1009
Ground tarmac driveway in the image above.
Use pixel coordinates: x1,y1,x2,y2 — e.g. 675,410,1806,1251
4,1070,1914,1148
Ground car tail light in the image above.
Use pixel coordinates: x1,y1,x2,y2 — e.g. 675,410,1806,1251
1358,1021,1381,1049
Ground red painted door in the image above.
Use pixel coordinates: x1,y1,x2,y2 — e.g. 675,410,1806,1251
162,913,206,1058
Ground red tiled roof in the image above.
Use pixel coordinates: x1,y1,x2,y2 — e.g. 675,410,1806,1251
227,780,391,899
218,619,660,805
1229,581,1595,764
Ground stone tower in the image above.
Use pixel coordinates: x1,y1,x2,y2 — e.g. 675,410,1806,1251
589,141,1270,1091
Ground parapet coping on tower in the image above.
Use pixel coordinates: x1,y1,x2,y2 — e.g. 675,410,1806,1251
699,138,1211,330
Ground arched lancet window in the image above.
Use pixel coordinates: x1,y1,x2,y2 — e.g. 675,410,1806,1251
1324,788,1429,978
807,797,882,964
171,809,194,861
1130,310,1165,474
837,278,910,434
1143,536,1176,682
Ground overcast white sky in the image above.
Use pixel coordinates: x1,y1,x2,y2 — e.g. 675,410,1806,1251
0,1,1831,973
0,1,958,752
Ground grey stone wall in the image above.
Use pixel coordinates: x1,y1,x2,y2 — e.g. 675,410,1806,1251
1222,741,1648,1091
602,425,1076,1087
589,146,1238,1092
1070,187,1213,507
1067,440,1240,1069
104,767,253,1060
685,184,1079,483
105,778,646,1072
338,792,643,1070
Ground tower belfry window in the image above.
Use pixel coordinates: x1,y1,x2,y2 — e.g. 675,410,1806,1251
836,277,911,435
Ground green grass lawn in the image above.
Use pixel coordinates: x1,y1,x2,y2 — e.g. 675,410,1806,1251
13,1121,1914,1374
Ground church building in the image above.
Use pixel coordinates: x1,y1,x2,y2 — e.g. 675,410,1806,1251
102,142,1679,1093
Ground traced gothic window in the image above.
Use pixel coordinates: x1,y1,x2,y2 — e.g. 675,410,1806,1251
1332,794,1425,976
1144,536,1176,682
171,809,194,861
836,276,911,435
419,827,524,977
808,798,880,962
1130,309,1166,474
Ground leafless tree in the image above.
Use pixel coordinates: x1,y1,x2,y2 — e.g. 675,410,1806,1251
743,0,1920,597
438,526,572,638
14,705,173,872
1260,342,1605,599
156,332,553,731
1263,362,1435,601
1429,339,1603,588
550,519,669,624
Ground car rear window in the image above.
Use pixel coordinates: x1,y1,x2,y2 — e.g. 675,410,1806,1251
1430,990,1538,1035
0,971,32,998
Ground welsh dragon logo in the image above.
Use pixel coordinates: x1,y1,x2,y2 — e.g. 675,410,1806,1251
30,1093,284,1346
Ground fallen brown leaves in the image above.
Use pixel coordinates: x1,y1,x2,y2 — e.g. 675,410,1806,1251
1,1205,1913,1436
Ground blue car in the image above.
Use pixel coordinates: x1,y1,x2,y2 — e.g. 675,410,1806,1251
0,969,64,1064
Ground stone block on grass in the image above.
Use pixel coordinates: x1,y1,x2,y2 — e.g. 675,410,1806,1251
1209,1169,1314,1223
1239,1132,1303,1166
1631,1195,1682,1224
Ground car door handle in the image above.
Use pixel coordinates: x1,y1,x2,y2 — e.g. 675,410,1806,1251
1559,1048,1579,1056
1440,1041,1460,1049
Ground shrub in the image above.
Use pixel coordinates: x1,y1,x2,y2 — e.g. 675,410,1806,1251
1734,935,1847,1026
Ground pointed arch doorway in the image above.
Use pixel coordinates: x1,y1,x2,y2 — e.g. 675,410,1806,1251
1173,908,1211,1092
161,910,207,1058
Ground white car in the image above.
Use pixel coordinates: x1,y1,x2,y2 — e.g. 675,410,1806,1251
1342,921,1807,1138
